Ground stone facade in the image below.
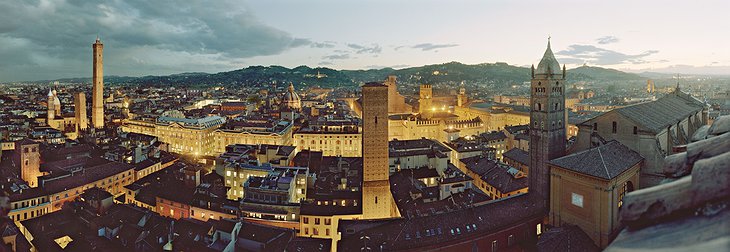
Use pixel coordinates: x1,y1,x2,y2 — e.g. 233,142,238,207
549,166,639,248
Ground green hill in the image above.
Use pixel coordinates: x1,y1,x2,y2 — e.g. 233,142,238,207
30,62,646,88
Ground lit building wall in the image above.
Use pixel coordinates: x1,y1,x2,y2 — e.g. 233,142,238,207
293,132,362,157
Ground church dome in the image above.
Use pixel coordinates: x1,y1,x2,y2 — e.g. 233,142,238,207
535,40,562,76
283,83,301,110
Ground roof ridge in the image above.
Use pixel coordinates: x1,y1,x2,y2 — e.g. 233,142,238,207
597,145,611,179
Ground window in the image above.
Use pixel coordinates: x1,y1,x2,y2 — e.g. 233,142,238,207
536,223,542,236
304,228,309,235
593,123,598,131
315,218,320,225
325,218,331,225
326,228,330,236
571,192,584,208
618,181,634,209
633,126,638,135
612,121,617,133
375,196,378,204
508,234,515,246
492,240,498,252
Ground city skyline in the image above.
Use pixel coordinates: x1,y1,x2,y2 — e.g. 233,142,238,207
1,0,730,82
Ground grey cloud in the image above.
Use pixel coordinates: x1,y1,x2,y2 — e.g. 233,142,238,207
412,43,458,51
311,42,336,48
290,38,312,47
0,0,308,81
596,36,619,44
557,45,659,65
347,43,382,54
322,54,350,60
318,61,334,66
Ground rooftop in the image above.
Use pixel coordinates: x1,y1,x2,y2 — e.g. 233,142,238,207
549,140,643,180
503,148,529,166
597,91,705,133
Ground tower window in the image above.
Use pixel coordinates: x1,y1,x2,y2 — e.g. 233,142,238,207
612,121,617,133
375,196,378,204
593,123,598,131
374,116,378,124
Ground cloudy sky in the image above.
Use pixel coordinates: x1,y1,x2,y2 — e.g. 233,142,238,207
1,0,729,82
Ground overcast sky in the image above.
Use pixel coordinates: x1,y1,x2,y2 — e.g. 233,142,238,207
1,0,729,82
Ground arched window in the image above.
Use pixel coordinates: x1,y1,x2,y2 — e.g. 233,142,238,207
538,82,542,86
537,103,542,111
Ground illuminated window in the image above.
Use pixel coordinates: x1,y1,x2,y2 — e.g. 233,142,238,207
571,193,584,208
536,223,542,236
618,181,634,209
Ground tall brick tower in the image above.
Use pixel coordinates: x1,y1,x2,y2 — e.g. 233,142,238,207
384,75,398,113
529,39,567,208
419,84,433,118
361,82,395,219
75,92,88,131
457,84,467,107
46,89,55,121
92,37,104,129
14,140,41,188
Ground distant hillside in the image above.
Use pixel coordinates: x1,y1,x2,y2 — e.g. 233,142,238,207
568,66,646,81
25,62,646,88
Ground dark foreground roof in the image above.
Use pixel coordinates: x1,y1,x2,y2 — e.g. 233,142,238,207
537,225,600,252
549,140,642,180
338,193,544,251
